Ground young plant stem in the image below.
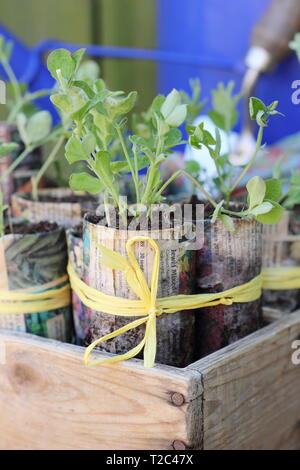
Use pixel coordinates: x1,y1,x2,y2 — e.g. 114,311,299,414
0,187,4,237
103,191,111,227
31,135,65,201
221,207,248,217
154,170,182,200
181,170,218,208
7,89,53,124
0,146,33,183
1,58,22,109
230,126,264,194
115,125,140,204
141,164,157,205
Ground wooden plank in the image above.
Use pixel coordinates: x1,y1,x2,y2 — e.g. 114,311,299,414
0,330,202,450
98,0,157,111
1,0,93,45
188,310,300,450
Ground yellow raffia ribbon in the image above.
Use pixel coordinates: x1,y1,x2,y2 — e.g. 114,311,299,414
0,274,71,314
262,266,300,290
67,236,263,368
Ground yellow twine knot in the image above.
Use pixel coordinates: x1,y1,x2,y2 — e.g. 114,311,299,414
67,236,263,368
220,297,233,306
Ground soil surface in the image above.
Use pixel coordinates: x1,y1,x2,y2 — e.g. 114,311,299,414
188,195,247,220
5,221,59,235
86,208,178,230
70,224,83,238
24,193,96,204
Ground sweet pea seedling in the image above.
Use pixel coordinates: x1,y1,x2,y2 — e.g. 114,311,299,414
0,109,56,236
0,35,52,123
48,48,188,223
183,88,285,231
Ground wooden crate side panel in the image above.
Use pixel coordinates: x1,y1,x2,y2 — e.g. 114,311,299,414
189,311,300,450
0,331,200,450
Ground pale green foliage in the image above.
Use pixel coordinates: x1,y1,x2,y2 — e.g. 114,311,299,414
48,48,188,221
184,89,284,229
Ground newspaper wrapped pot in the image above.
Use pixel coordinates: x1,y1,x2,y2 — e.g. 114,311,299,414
82,215,196,368
263,209,300,312
0,225,73,341
66,227,90,345
0,123,14,204
195,218,263,358
12,188,98,228
0,122,42,196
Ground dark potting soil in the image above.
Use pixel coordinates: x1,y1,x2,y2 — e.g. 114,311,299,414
5,221,59,235
188,195,247,220
86,209,178,231
26,193,96,204
70,224,83,238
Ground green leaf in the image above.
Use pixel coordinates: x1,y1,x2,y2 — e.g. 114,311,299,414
92,110,113,140
0,36,13,61
151,95,165,113
186,125,196,135
246,176,266,209
185,159,201,177
95,151,113,180
112,155,149,174
65,136,84,164
284,189,300,209
72,80,95,99
76,60,100,81
104,91,137,119
254,200,284,225
0,142,19,158
16,113,28,145
161,89,181,118
82,133,96,154
208,110,226,130
264,178,282,202
72,48,86,73
160,89,187,127
47,49,75,83
50,87,87,116
165,104,187,127
256,109,268,127
94,79,107,93
65,134,96,164
218,214,236,233
250,201,274,216
164,128,182,148
210,81,240,132
249,97,267,120
26,111,52,144
211,200,224,224
291,170,300,186
69,172,105,194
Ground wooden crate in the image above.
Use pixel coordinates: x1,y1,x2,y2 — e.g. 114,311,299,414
0,309,300,450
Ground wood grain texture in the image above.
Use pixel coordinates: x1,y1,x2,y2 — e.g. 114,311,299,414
0,310,299,450
0,330,201,450
188,310,300,450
